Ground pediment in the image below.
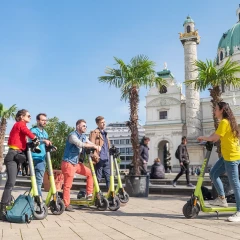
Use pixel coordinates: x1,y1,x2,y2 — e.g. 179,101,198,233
147,97,180,107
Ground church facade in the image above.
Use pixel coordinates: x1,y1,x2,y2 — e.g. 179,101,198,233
144,5,240,171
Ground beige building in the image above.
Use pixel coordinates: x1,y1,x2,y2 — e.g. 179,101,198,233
145,5,240,172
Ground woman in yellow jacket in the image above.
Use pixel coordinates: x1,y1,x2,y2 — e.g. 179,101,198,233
198,101,240,222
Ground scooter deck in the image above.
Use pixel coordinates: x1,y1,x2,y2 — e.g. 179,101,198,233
202,202,236,212
70,198,93,206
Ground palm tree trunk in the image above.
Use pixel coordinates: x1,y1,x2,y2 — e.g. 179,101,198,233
126,86,140,176
209,86,222,157
0,118,7,171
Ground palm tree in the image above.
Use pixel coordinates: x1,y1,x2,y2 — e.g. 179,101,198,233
0,103,17,168
99,55,167,175
185,58,240,155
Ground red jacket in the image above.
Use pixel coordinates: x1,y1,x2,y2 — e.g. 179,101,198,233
8,121,36,151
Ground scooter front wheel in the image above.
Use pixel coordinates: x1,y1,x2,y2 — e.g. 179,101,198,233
108,196,120,211
118,192,129,203
183,201,200,219
33,203,48,220
50,198,65,215
97,197,109,211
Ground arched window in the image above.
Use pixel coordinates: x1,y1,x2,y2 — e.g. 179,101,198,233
159,85,167,94
187,25,191,33
220,51,223,61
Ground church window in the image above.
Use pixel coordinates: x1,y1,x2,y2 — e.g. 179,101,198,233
159,111,167,120
187,25,191,33
159,85,167,94
220,51,223,61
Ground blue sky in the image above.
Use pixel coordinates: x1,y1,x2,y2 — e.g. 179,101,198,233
1,0,239,133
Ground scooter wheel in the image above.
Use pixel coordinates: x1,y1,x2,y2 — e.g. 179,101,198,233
108,196,121,211
117,193,129,203
182,201,200,219
33,203,48,220
97,197,109,211
50,198,65,215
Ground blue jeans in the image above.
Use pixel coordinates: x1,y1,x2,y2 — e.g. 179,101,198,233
210,157,226,197
224,160,240,211
210,157,240,211
33,160,46,197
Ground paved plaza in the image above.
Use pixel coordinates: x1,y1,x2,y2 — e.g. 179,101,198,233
0,187,240,240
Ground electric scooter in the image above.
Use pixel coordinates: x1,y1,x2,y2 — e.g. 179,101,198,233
59,148,109,211
27,142,48,220
105,151,121,211
44,145,65,215
110,146,129,203
183,141,236,219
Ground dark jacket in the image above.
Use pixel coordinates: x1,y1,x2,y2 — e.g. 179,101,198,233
179,144,189,162
150,163,165,179
139,144,149,163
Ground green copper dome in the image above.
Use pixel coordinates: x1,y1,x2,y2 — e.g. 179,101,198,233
157,69,174,79
218,22,240,58
183,16,194,26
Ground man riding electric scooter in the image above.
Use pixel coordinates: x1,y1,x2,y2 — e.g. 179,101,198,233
61,119,101,212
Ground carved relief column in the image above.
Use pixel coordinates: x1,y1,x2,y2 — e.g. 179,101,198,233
179,18,202,140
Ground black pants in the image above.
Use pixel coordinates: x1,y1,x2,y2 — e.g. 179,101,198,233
1,149,19,204
94,159,110,189
173,162,190,184
139,163,148,175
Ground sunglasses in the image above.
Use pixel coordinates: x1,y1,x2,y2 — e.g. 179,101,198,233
27,115,31,118
82,125,87,128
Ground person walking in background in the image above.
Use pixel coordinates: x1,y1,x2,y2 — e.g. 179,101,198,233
139,136,150,175
173,136,194,187
150,158,165,179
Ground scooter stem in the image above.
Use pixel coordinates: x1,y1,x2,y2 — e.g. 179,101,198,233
113,156,122,188
27,149,39,197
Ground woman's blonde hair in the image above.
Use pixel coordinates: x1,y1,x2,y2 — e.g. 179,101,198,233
154,158,161,163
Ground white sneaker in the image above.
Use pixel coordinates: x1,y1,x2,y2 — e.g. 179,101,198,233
208,197,228,207
228,212,240,222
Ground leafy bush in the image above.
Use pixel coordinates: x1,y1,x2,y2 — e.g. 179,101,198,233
44,117,74,169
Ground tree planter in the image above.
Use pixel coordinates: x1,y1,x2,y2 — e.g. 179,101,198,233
125,175,149,197
43,170,64,192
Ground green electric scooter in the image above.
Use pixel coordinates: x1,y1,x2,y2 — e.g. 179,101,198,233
44,145,65,215
59,148,109,211
27,142,48,220
110,146,129,204
5,142,48,221
183,141,236,219
105,149,121,211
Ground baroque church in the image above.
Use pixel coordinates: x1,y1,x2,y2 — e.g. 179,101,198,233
145,5,240,172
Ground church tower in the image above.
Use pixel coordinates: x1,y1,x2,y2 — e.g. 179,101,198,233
179,16,201,140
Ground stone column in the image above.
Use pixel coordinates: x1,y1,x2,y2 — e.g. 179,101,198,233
184,41,201,140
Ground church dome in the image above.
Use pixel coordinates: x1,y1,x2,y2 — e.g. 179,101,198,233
218,23,240,56
217,5,240,64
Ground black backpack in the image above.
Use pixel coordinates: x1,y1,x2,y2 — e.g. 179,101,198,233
175,145,180,159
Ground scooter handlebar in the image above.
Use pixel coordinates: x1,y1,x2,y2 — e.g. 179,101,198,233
85,148,96,155
45,145,57,152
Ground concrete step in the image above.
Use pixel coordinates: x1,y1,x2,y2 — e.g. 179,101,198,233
16,175,212,186
13,178,212,195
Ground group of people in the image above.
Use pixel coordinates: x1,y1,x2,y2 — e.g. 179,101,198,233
1,100,240,222
0,110,112,219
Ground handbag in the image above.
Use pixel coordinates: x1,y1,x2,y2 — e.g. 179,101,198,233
14,152,27,164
